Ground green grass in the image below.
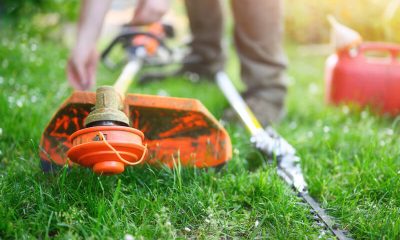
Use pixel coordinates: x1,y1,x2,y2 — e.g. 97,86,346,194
1,18,400,239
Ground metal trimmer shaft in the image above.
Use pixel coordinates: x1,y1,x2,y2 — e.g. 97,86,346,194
215,71,351,240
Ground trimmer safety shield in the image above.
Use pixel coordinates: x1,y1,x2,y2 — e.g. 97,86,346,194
40,92,232,171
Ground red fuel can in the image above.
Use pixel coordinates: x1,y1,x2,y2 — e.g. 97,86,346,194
325,42,400,115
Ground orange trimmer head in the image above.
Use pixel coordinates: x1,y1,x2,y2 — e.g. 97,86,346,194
39,91,232,172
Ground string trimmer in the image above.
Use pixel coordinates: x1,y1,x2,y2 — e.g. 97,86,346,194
40,22,350,238
39,23,231,174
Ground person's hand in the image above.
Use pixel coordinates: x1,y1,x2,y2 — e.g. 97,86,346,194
66,0,112,90
67,47,98,91
132,0,171,25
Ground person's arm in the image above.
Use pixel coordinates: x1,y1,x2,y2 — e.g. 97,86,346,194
131,0,171,25
67,0,171,90
67,0,112,90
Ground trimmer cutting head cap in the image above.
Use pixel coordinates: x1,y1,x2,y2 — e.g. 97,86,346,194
67,125,146,175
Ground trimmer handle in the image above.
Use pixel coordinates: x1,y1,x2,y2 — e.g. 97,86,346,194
101,23,174,69
358,42,400,62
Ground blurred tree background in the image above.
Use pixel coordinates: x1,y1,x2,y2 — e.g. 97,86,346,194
1,0,399,44
0,0,78,42
0,0,78,20
284,0,400,43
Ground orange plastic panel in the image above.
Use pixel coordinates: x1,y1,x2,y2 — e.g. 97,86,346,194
39,92,232,171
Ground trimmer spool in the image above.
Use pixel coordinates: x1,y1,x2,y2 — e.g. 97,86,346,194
66,86,147,175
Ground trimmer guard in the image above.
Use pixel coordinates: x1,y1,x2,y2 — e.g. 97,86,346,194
39,92,232,171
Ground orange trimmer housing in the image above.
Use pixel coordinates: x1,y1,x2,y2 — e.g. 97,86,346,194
39,92,232,172
133,23,164,56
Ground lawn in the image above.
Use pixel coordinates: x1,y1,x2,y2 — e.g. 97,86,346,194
1,14,400,240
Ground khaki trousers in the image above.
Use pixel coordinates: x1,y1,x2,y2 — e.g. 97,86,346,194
184,0,287,124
